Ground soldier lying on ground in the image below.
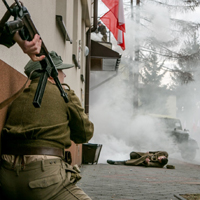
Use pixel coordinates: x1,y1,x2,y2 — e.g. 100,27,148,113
107,151,168,168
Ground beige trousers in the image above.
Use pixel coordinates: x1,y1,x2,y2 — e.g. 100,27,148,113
0,158,91,200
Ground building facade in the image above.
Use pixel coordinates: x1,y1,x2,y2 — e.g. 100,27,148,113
0,0,92,102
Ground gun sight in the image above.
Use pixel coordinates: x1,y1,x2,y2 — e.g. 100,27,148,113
15,0,22,8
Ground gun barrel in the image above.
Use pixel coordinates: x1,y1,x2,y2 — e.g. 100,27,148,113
2,0,12,13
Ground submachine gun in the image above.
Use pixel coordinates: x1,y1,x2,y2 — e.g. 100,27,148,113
1,0,69,107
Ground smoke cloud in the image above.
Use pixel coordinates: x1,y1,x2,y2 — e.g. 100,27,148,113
89,68,200,164
89,1,200,164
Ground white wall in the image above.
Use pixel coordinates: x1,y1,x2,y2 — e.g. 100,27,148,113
0,0,91,102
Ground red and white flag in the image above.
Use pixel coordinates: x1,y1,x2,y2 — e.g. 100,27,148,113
100,0,126,50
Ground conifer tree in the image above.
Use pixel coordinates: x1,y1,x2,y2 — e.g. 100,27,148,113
139,45,168,113
124,0,200,85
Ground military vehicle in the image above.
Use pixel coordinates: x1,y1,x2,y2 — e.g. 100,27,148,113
150,114,199,161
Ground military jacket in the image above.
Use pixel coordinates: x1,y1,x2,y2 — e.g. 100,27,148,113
125,151,168,168
1,78,94,151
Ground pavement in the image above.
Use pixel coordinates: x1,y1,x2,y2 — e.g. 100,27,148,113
77,158,200,200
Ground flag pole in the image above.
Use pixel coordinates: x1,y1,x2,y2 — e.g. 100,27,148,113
133,0,140,110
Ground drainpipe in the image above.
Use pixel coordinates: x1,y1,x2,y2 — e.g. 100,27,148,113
85,28,91,115
91,0,98,32
85,0,98,115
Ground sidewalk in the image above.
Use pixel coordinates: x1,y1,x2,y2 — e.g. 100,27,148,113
77,158,200,200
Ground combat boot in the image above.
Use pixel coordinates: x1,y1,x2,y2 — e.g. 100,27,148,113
107,160,126,165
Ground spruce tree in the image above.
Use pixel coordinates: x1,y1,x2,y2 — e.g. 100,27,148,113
139,45,168,114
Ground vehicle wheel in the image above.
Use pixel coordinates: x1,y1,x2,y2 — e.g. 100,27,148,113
181,148,196,161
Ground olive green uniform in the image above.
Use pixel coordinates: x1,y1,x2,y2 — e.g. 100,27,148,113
0,78,94,200
125,151,168,168
0,27,15,48
1,78,93,150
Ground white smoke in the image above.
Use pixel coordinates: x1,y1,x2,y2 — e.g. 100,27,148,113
89,69,200,164
89,1,200,164
89,70,176,163
91,32,102,41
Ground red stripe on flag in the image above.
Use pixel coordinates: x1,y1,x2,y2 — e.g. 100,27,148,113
100,10,119,41
101,0,126,50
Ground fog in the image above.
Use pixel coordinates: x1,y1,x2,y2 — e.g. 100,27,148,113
89,67,200,165
89,0,200,165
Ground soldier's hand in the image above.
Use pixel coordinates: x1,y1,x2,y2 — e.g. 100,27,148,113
13,32,45,62
145,157,150,164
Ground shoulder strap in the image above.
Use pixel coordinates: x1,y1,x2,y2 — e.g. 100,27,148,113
61,83,71,90
0,77,30,110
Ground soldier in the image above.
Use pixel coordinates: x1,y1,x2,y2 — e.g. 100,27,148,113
0,51,94,200
107,151,168,168
97,21,107,42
